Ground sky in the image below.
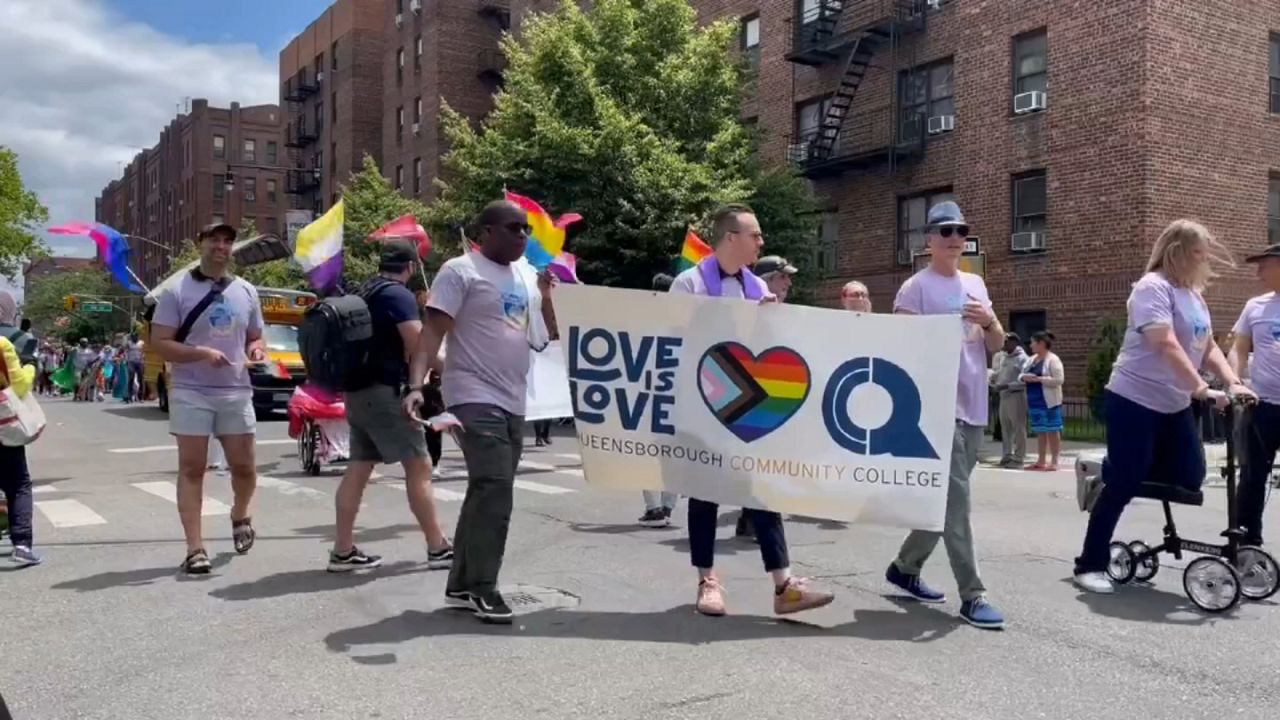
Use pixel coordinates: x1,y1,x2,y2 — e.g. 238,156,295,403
0,0,330,293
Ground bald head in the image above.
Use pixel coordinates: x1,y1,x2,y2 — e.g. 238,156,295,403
473,200,530,265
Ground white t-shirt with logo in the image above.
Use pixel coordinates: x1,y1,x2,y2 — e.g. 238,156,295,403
1234,291,1280,404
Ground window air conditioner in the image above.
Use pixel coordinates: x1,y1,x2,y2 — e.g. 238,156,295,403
1010,231,1047,252
316,72,324,84
411,0,422,12
926,114,955,135
786,141,811,164
395,13,403,28
1013,91,1047,114
412,122,420,134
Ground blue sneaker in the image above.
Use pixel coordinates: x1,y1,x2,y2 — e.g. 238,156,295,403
960,597,1004,630
11,546,42,567
885,563,946,603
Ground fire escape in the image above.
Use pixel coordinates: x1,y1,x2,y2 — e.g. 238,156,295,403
477,0,511,86
784,0,931,178
282,69,322,214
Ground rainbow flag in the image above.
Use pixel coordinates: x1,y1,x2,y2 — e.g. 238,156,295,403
676,228,712,271
504,191,581,270
294,201,344,292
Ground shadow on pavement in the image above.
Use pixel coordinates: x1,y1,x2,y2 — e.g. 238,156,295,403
289,523,422,545
51,552,236,591
101,405,166,421
323,602,962,662
1063,577,1217,625
209,560,428,601
787,515,849,531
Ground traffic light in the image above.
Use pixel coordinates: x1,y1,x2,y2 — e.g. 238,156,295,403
63,296,77,312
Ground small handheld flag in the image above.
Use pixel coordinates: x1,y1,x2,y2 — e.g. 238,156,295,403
367,214,431,258
504,191,581,270
677,228,712,271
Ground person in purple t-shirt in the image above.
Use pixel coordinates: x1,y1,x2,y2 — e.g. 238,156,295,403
882,201,1006,630
1228,243,1280,547
1073,219,1253,594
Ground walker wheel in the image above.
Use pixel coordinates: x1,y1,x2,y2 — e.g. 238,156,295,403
1128,541,1159,583
1107,541,1136,584
1183,557,1242,613
1235,546,1280,601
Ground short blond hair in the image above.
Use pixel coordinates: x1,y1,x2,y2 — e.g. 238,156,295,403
1144,219,1234,290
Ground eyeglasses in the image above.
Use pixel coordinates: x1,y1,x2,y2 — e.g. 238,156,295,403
935,225,970,238
729,230,765,242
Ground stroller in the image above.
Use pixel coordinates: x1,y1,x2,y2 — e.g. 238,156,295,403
288,384,349,476
1075,399,1280,613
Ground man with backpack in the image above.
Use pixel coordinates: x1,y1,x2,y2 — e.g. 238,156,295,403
150,223,266,574
319,239,453,572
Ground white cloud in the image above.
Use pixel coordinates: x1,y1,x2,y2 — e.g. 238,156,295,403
0,0,279,261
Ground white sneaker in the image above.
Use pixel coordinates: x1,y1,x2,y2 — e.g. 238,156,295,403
1073,571,1114,594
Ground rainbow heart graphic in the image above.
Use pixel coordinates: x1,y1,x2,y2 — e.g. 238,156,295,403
697,342,811,443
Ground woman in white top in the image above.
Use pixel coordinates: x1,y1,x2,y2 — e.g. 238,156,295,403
1020,330,1065,470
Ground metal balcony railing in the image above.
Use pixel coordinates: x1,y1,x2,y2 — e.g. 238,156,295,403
785,104,925,176
786,0,929,66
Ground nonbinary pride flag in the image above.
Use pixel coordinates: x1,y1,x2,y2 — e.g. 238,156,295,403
294,201,344,292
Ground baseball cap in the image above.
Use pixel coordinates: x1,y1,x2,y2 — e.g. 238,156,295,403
380,239,418,269
753,255,798,276
926,200,967,228
198,222,238,241
1245,243,1280,263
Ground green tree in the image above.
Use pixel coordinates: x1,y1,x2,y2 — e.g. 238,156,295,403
339,154,433,284
1086,315,1126,420
23,266,114,339
426,0,817,291
0,147,49,280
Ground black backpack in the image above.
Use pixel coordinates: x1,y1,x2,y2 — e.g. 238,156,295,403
299,279,393,392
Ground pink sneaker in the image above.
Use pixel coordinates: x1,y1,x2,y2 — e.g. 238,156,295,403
773,577,834,615
696,578,726,616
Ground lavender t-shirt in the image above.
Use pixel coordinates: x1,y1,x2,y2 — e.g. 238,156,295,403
1233,292,1280,404
1107,271,1211,413
894,267,992,426
152,273,263,395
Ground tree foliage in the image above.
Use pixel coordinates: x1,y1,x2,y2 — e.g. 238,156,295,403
0,147,49,281
23,266,119,341
425,0,818,292
339,154,433,283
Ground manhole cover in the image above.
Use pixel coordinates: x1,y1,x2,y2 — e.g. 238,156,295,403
496,583,581,612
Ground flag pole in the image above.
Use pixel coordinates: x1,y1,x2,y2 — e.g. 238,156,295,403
126,266,151,295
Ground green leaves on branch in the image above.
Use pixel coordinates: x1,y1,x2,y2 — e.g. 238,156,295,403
0,147,49,281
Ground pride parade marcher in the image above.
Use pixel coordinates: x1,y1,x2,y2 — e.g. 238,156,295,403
1073,219,1252,594
404,200,555,624
151,223,266,574
329,240,454,572
638,272,679,528
885,201,1005,629
1229,243,1280,547
840,280,872,312
669,204,834,617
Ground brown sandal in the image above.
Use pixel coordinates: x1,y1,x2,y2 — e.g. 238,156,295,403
232,517,256,555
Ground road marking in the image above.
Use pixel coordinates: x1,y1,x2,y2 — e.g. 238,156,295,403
552,453,581,462
434,487,466,501
513,480,575,495
559,468,585,478
32,485,58,495
131,481,231,516
257,476,328,500
519,460,557,473
110,439,294,454
34,499,107,528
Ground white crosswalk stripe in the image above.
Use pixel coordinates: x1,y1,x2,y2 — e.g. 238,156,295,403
513,480,576,495
256,476,329,500
109,439,295,454
34,499,108,528
131,481,231,516
518,460,557,473
32,485,58,495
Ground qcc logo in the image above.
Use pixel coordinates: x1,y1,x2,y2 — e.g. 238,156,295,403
821,357,939,460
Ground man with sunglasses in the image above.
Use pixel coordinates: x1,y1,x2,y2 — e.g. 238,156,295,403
884,200,1006,630
403,200,555,624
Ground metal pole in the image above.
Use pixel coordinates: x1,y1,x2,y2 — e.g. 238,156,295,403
125,266,151,295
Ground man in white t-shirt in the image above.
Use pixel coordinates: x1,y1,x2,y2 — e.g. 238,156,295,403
1232,243,1280,546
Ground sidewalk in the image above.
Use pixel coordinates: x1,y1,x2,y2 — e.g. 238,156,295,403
980,437,1238,485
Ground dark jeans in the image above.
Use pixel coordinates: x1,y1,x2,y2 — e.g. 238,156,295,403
533,420,551,442
0,445,33,547
1075,391,1203,573
688,500,789,572
447,403,523,596
1237,401,1280,545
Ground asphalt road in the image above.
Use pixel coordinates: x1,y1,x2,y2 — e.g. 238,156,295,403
3,397,1280,720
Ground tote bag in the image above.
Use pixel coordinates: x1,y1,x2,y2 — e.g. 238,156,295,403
0,351,46,446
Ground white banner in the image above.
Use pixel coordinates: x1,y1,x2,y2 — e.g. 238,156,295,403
525,340,574,421
551,284,962,530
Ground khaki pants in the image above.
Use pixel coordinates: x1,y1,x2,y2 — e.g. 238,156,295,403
999,391,1027,463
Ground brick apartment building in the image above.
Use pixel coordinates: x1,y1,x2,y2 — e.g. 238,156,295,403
94,99,287,287
689,0,1280,393
23,256,95,304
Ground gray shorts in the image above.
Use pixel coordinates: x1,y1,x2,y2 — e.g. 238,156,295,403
346,384,428,464
169,387,256,437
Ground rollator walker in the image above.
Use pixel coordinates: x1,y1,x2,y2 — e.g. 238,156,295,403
1075,399,1280,613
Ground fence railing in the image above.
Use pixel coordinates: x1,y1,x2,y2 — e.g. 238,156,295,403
987,394,1229,444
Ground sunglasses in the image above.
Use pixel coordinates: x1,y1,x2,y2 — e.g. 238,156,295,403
500,222,532,235
935,225,970,238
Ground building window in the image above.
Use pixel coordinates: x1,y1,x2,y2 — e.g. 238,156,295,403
794,95,831,150
814,212,838,275
1012,170,1047,234
1269,176,1280,244
331,41,338,70
899,60,954,142
415,35,423,70
244,177,257,202
213,174,225,199
315,53,325,79
266,141,278,165
266,217,279,235
331,142,337,172
315,103,324,134
1008,310,1047,349
213,134,225,159
331,92,337,124
1271,35,1280,113
211,214,224,226
314,150,323,170
397,48,405,84
397,106,405,142
243,139,256,163
395,165,404,191
267,179,278,205
414,96,423,123
740,15,760,71
1013,30,1048,98
414,157,422,194
897,189,955,265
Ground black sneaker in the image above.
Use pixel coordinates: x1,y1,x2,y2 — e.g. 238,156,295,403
327,547,384,573
444,589,473,610
471,591,514,624
427,545,454,570
638,508,669,528
661,506,674,521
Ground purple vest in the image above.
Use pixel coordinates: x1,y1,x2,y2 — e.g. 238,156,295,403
697,256,764,300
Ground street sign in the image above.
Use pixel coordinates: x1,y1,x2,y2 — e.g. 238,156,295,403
81,301,113,314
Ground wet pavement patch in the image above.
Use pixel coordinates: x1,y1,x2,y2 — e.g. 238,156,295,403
499,584,581,612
